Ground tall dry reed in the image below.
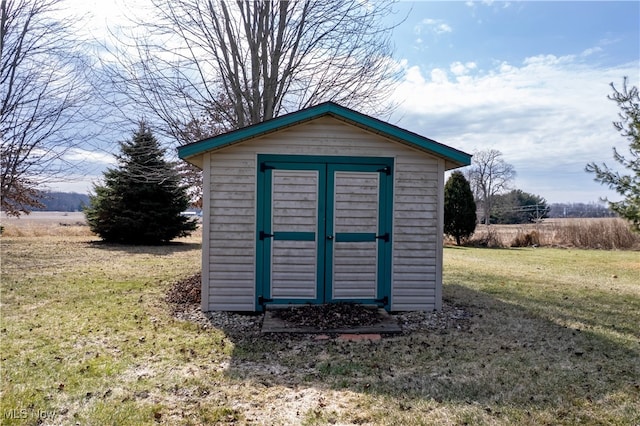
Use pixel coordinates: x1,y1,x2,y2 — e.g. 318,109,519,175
466,218,639,250
549,218,639,250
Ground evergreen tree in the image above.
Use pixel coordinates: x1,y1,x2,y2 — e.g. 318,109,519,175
85,122,197,244
444,171,477,245
491,190,549,224
586,77,640,232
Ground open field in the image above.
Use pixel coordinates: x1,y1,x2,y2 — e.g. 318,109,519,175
0,212,202,240
1,217,639,425
3,213,638,250
0,212,92,237
461,218,640,250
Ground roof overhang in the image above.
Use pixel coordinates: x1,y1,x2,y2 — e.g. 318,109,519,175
178,102,471,170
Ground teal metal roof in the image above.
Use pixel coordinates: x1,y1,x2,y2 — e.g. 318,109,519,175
177,101,471,167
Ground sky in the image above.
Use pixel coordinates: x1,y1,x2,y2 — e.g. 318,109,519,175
385,1,639,203
55,0,639,204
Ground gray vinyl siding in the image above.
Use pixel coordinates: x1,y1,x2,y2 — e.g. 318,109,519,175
201,116,443,312
200,153,210,312
206,153,256,311
391,157,440,311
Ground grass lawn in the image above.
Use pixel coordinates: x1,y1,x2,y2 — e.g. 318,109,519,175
1,234,639,425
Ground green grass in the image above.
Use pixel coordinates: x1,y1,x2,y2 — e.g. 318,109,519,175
1,235,639,425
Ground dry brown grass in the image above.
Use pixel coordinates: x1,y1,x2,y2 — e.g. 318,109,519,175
0,212,93,237
2,233,638,425
0,212,203,240
2,213,639,425
465,218,640,250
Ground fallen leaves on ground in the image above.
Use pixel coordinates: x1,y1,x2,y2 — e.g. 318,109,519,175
165,273,473,334
166,272,201,306
273,303,383,330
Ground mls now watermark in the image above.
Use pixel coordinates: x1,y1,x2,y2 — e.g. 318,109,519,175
3,408,58,420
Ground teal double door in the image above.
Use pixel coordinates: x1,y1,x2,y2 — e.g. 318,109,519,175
256,155,393,310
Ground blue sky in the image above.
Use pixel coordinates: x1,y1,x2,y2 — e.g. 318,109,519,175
393,1,637,69
58,1,639,204
385,1,639,203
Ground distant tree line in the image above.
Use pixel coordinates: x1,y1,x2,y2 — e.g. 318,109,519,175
490,190,549,224
490,198,615,222
450,149,617,229
547,203,616,218
431,165,622,245
32,192,90,212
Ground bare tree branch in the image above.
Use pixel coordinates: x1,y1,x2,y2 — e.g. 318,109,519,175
97,0,401,139
1,0,94,216
465,149,516,225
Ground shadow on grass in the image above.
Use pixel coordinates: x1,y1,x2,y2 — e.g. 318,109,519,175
446,245,530,251
87,240,201,254
448,267,640,341
211,283,639,413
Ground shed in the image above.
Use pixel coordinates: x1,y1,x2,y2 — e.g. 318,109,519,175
178,102,471,312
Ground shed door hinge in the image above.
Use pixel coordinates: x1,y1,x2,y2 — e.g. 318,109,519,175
260,163,275,172
375,233,389,242
258,296,274,305
259,231,274,240
375,296,389,307
377,166,391,175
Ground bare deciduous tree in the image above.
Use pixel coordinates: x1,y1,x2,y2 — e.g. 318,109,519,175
1,0,92,215
100,0,400,140
466,149,516,225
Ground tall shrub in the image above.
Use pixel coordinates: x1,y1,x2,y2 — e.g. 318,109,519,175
85,122,197,244
444,171,477,245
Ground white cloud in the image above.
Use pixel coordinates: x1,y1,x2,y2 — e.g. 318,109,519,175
498,62,515,73
44,175,100,194
405,65,425,85
436,23,452,34
64,148,116,166
430,68,449,84
466,1,511,11
450,61,477,76
523,54,576,67
390,55,638,202
581,47,603,57
417,18,453,35
64,0,151,37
